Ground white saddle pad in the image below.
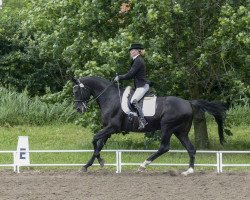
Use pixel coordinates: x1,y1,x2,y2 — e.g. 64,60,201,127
121,86,157,117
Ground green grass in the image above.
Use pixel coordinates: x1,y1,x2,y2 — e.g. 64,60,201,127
0,123,249,172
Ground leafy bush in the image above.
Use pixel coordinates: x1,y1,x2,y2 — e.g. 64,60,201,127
227,103,250,126
0,88,76,126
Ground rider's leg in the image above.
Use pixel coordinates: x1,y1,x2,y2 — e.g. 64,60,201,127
130,84,149,103
132,100,148,130
130,84,149,130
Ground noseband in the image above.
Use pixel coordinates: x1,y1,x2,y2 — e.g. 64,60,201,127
74,99,88,109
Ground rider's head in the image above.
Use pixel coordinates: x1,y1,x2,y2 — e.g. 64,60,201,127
129,43,145,58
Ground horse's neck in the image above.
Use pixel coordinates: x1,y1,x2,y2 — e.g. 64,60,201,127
85,79,110,97
88,79,119,113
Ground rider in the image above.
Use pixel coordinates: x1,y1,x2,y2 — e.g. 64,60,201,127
115,43,150,130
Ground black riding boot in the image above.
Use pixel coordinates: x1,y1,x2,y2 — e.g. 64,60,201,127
132,100,148,130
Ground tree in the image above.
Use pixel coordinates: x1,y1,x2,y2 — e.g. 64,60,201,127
1,0,73,95
0,0,249,148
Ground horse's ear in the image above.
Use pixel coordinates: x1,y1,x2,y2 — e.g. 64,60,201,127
71,77,78,85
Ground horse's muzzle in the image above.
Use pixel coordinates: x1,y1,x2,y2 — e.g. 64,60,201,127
74,101,87,114
76,106,86,114
76,107,82,113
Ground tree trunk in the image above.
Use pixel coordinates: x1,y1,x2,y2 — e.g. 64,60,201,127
193,108,209,149
189,81,209,149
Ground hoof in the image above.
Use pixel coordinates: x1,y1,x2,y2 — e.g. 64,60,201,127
137,166,146,172
181,168,194,176
99,158,105,167
81,166,88,172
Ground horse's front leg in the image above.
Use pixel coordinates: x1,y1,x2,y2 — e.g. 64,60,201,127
82,139,98,172
95,137,110,167
85,136,109,170
82,127,113,172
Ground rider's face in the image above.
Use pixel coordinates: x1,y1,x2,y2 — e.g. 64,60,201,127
130,49,139,58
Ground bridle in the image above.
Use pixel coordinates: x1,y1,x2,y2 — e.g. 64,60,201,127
73,82,88,110
74,79,115,110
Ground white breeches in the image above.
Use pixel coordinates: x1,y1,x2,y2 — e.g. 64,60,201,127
130,84,149,103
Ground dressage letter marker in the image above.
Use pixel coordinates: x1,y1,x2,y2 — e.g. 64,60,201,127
15,136,30,172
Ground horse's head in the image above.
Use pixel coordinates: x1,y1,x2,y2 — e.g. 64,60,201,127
72,78,91,114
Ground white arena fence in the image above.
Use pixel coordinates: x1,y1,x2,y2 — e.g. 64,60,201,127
0,150,249,173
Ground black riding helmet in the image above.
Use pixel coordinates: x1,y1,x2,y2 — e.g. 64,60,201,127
129,43,144,51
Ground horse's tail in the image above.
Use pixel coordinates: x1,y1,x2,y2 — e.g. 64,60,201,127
190,100,228,145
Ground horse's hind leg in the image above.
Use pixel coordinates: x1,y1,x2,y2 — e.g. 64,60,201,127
138,125,172,172
175,133,196,176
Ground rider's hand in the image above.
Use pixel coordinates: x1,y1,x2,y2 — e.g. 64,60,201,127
114,76,119,82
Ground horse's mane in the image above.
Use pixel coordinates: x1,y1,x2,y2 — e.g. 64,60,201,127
80,76,117,89
80,76,110,83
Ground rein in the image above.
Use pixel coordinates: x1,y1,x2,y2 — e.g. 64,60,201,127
116,79,122,105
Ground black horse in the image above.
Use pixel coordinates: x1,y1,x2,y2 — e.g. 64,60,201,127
73,76,227,175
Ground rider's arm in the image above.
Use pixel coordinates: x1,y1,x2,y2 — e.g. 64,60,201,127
119,60,141,80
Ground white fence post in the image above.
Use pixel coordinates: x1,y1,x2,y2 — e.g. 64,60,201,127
14,151,20,173
219,152,223,173
13,151,17,172
115,150,122,173
116,151,119,173
118,151,122,173
216,152,220,173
